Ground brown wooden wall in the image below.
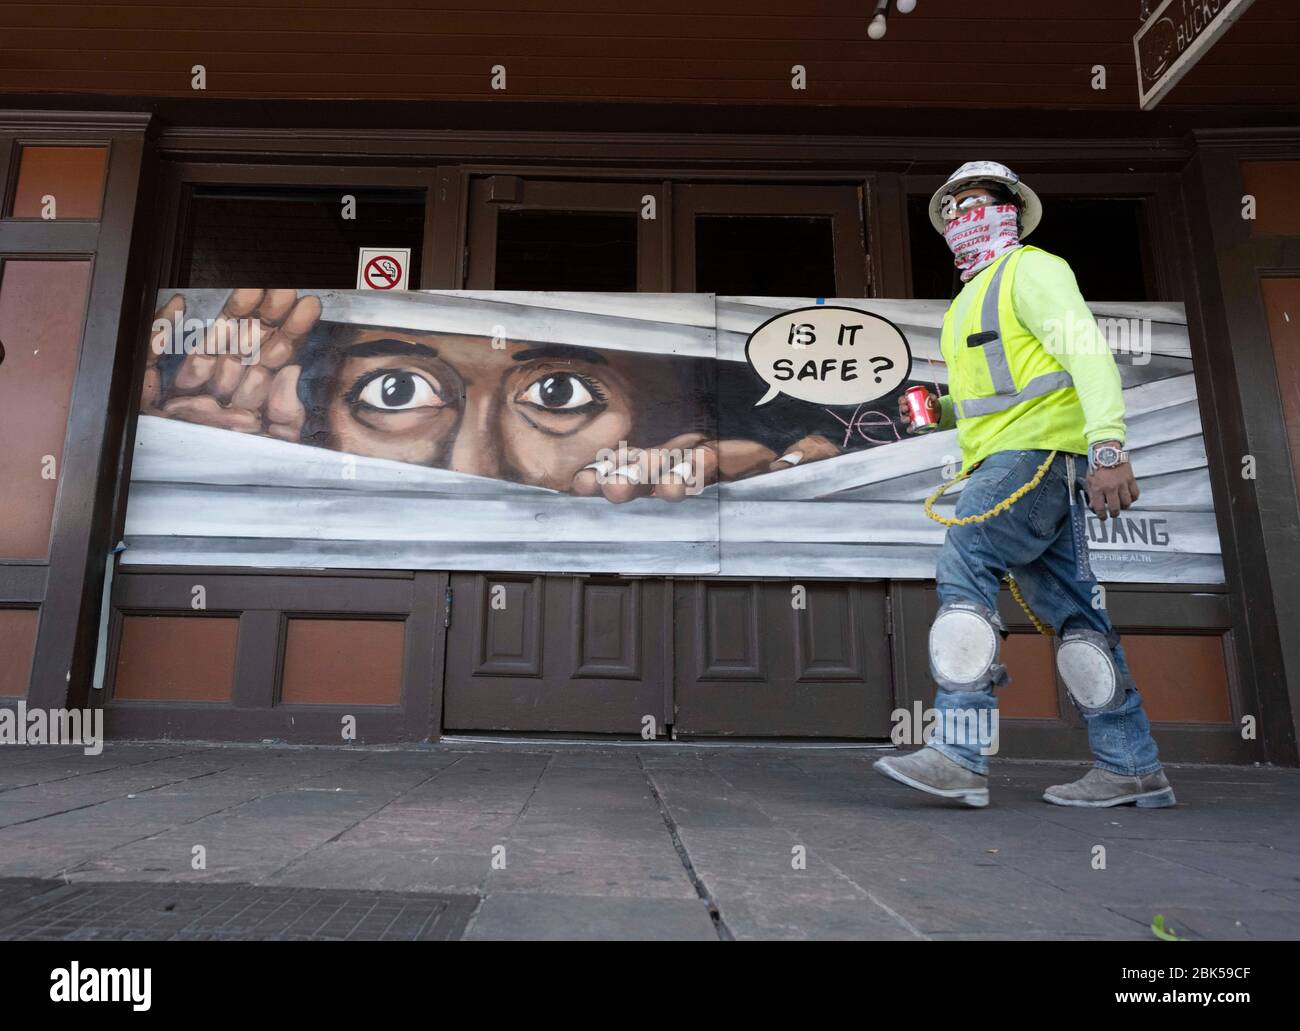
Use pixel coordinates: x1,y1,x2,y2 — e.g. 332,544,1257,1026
2,1,1298,109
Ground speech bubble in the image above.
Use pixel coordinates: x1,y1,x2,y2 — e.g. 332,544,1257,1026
744,305,912,406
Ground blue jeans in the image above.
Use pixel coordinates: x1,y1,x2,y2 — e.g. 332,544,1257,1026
928,448,1162,777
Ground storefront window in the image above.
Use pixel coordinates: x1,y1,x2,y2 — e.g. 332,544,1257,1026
175,185,424,288
908,195,1152,301
693,215,836,297
494,209,637,290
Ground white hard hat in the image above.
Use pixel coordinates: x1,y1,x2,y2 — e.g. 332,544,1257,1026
928,160,1043,237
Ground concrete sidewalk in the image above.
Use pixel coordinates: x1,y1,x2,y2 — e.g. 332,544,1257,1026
0,739,1296,940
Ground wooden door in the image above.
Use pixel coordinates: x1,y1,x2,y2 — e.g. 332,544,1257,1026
668,183,891,737
443,177,672,733
445,176,890,738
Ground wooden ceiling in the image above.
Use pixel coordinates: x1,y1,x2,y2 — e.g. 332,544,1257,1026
2,0,1298,110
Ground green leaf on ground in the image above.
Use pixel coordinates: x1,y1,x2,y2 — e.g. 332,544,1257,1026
1151,914,1184,941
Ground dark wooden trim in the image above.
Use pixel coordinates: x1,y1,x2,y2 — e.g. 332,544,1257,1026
407,571,447,740
105,569,449,742
3,94,1287,144
232,610,282,708
153,127,1197,173
0,117,157,709
0,110,153,133
867,172,910,299
27,127,153,710
0,137,15,213
0,222,99,253
115,572,416,613
661,576,676,735
421,165,461,289
163,161,433,188
102,704,424,743
1179,134,1300,765
0,567,48,606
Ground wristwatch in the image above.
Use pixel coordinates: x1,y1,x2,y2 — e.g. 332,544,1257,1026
1089,441,1129,471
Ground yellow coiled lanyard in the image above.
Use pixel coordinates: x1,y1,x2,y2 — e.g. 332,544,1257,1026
922,450,1057,637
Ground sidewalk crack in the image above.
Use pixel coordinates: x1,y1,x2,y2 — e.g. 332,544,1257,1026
637,755,733,941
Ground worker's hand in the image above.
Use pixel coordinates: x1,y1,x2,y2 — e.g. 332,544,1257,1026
896,393,911,423
1086,462,1140,521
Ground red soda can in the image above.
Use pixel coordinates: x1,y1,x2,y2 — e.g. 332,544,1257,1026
905,385,940,434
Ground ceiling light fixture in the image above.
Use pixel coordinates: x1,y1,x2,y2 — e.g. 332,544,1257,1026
869,1,917,41
868,0,890,39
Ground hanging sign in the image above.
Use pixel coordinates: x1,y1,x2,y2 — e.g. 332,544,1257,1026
1134,0,1256,110
356,248,410,290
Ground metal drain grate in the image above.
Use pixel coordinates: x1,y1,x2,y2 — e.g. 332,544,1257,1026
0,877,478,941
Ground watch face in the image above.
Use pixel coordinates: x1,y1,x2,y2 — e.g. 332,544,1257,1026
1095,446,1120,467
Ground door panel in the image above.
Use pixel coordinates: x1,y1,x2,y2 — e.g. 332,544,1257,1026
444,573,669,734
673,579,893,737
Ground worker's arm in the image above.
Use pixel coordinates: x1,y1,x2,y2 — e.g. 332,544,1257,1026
1011,249,1127,447
937,393,957,430
1013,249,1137,519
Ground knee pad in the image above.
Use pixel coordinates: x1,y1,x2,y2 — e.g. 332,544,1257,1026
929,601,1006,691
1057,629,1126,715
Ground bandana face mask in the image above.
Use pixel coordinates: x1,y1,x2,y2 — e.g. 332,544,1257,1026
942,202,1021,281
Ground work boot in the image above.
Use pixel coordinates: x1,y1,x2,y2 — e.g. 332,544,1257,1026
873,746,989,808
1042,767,1176,808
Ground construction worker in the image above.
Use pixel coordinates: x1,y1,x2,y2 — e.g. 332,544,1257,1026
873,161,1175,809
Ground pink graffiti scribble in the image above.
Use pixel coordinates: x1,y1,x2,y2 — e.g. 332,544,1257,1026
824,403,902,447
824,357,946,448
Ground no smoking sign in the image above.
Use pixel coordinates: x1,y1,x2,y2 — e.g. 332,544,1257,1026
356,247,411,290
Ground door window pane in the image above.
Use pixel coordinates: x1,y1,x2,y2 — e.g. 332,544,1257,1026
9,146,108,219
0,259,92,559
908,194,1151,301
694,215,836,296
494,210,637,290
176,186,424,288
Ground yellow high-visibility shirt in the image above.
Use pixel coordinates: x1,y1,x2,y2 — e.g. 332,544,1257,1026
937,245,1127,471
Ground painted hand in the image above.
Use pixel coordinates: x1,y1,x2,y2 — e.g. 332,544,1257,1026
570,432,719,504
144,289,321,441
570,433,840,503
768,434,839,472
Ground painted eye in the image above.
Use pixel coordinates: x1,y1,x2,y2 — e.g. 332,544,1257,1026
519,373,599,410
357,371,442,411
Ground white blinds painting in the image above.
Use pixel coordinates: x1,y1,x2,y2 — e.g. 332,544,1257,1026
123,289,1222,583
